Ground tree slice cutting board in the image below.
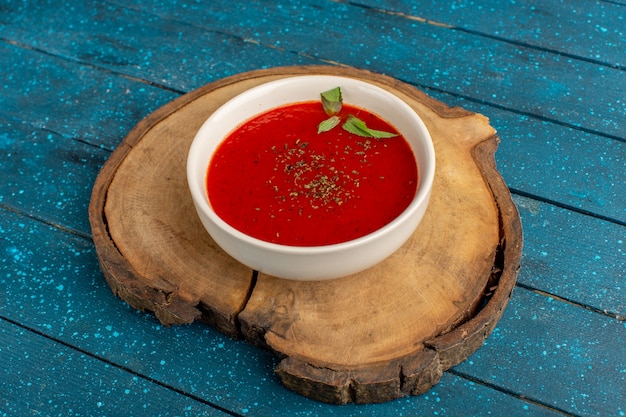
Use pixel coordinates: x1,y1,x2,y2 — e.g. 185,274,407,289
89,66,522,404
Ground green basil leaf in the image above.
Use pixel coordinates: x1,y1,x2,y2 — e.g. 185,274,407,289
341,115,371,136
318,115,341,133
365,128,399,139
342,115,398,138
320,87,342,116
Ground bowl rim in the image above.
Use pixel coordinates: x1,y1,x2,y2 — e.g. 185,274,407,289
187,75,435,254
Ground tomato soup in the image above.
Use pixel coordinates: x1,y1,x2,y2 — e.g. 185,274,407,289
206,102,418,246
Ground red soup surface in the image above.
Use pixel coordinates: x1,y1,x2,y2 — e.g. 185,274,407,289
206,102,418,246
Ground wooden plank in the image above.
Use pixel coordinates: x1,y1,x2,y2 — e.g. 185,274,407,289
454,286,626,416
0,320,230,416
0,207,561,416
1,0,623,139
354,0,626,68
0,0,318,110
0,42,178,150
108,0,625,138
514,195,626,318
0,116,108,234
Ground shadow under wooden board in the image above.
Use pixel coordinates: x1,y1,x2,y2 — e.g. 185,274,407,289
89,66,523,404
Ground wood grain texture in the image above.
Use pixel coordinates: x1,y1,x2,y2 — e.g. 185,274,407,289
355,0,626,68
514,195,626,318
454,286,626,417
0,115,108,234
89,66,522,403
90,79,261,333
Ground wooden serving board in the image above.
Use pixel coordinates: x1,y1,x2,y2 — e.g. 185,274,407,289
89,66,522,404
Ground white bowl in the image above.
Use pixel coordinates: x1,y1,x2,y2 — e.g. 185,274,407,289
187,75,435,280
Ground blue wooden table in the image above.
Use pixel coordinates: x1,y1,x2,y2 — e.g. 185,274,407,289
1,1,624,416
